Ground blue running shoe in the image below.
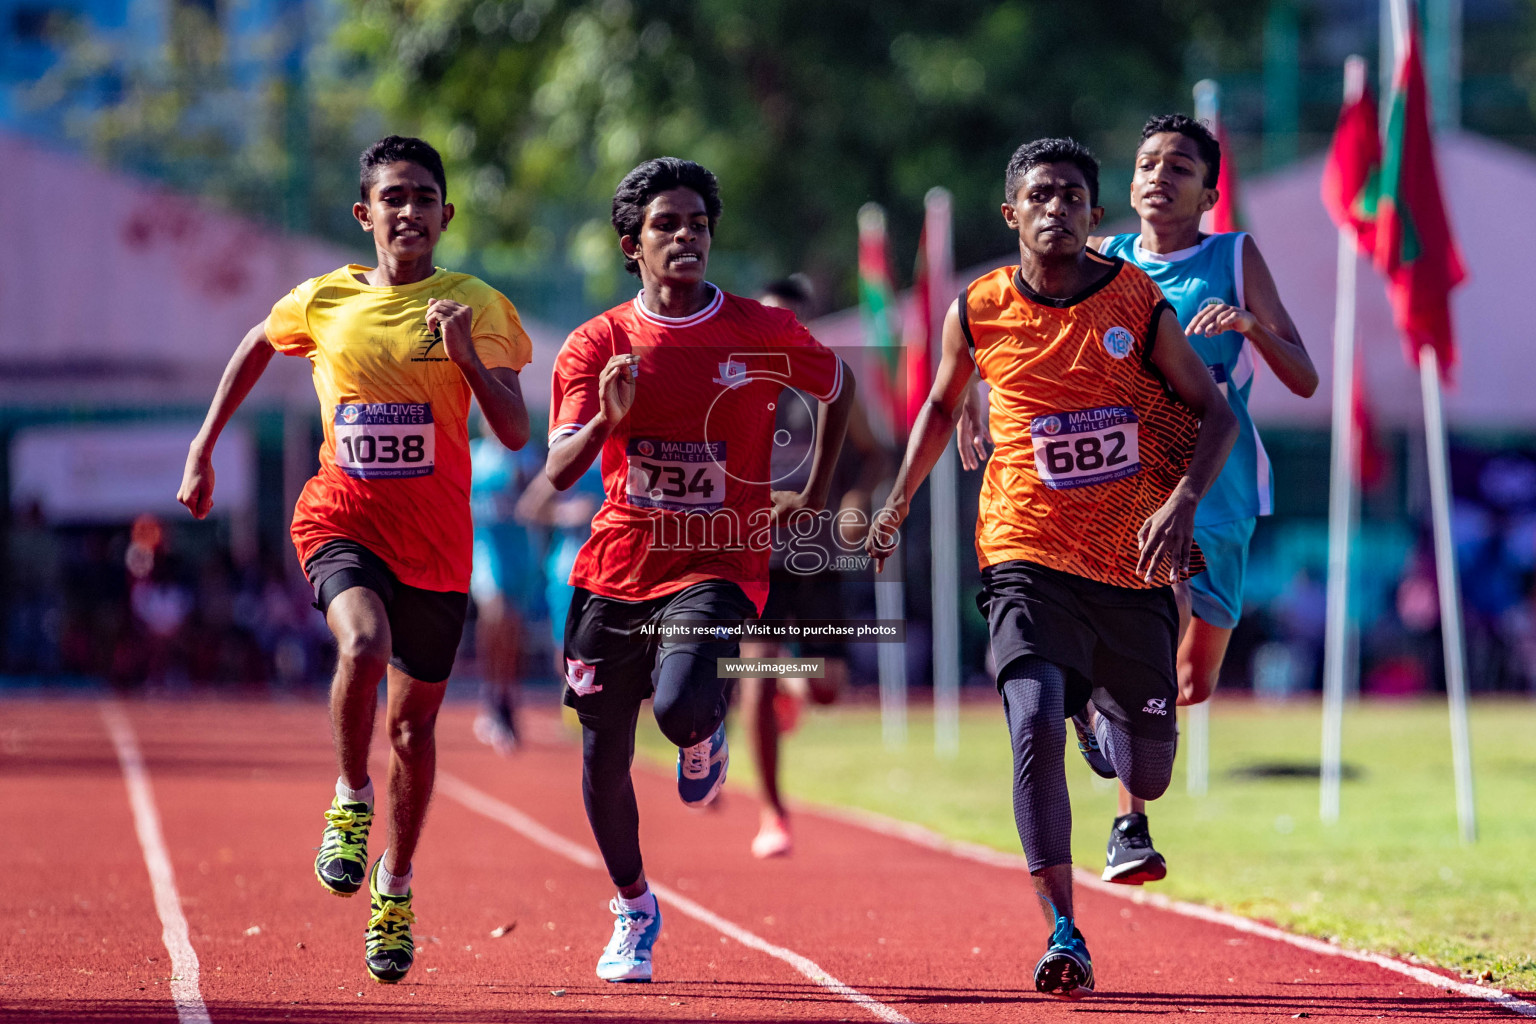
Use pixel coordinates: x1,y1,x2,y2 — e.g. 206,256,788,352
596,897,662,982
1071,704,1116,780
676,722,729,806
1033,918,1095,998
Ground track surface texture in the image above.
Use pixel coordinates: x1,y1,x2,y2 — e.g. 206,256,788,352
2,696,1530,1023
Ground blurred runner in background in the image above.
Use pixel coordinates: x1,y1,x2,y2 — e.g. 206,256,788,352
515,459,603,680
469,414,547,754
738,275,890,859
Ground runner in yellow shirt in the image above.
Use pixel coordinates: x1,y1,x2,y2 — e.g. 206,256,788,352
177,136,532,984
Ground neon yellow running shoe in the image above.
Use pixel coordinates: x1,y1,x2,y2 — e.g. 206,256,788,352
314,796,372,897
364,859,415,984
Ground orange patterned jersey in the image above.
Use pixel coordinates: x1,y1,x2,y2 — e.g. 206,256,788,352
963,255,1204,588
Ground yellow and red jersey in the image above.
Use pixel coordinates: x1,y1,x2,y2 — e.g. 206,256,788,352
964,255,1204,588
265,265,532,592
550,287,844,613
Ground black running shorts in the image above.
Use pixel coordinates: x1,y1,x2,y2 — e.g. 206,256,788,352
561,580,756,728
304,539,469,684
978,560,1178,741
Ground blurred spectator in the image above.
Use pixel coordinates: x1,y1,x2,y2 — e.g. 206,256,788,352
0,503,337,692
1362,654,1429,697
1500,571,1536,692
468,420,547,754
246,557,333,695
124,515,192,689
1272,567,1328,692
1396,554,1441,632
4,500,62,674
516,461,603,679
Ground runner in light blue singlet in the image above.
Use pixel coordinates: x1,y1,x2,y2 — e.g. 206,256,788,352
1085,117,1315,887
469,430,546,752
1097,230,1266,630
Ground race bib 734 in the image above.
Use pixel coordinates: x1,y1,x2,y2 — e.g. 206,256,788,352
333,403,435,479
1029,406,1140,489
625,439,726,511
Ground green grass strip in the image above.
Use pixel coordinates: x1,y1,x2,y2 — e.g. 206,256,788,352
635,697,1536,991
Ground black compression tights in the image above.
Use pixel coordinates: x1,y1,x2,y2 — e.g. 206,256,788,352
581,639,735,888
999,655,1176,872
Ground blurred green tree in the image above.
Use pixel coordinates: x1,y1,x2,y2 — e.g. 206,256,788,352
26,0,383,249
338,0,1265,314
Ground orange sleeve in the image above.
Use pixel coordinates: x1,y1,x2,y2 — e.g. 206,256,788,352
471,290,534,372
264,282,317,357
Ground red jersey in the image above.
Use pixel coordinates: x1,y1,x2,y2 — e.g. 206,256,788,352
550,287,844,612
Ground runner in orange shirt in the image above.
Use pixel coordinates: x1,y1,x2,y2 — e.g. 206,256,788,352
867,137,1236,997
177,136,532,984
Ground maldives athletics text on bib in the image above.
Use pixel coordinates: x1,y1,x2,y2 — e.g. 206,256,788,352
624,438,726,512
1029,406,1140,490
333,402,436,479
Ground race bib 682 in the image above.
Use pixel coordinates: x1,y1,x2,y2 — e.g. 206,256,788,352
1029,406,1140,489
333,403,435,479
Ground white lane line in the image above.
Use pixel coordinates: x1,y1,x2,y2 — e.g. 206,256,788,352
438,773,911,1024
101,702,212,1024
809,803,1536,1019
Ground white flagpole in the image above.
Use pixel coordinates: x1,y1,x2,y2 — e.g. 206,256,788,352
1320,56,1368,826
1388,0,1475,842
876,577,907,749
860,202,908,751
1418,348,1476,841
1186,78,1222,796
926,187,962,759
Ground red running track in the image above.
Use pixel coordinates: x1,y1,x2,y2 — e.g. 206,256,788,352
2,696,1531,1023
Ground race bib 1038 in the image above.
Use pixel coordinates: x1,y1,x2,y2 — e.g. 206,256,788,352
1029,406,1140,490
333,403,435,479
625,439,726,512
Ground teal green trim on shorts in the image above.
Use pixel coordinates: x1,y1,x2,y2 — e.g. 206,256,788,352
1188,517,1256,630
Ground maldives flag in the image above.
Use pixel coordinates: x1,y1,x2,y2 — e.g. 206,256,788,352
1352,351,1387,490
1202,119,1244,234
857,203,903,432
1374,24,1467,382
1321,77,1382,255
903,224,935,430
902,189,953,429
1193,81,1243,235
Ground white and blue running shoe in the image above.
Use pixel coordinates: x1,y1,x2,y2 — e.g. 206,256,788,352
1033,917,1095,998
676,721,729,806
596,897,662,983
1071,704,1116,780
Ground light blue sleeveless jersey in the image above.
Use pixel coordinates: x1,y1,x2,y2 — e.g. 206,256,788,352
1098,232,1271,526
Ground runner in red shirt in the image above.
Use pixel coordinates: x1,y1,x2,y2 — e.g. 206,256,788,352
177,136,531,985
546,157,855,983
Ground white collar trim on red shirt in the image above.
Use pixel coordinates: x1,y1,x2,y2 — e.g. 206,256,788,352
631,285,724,327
